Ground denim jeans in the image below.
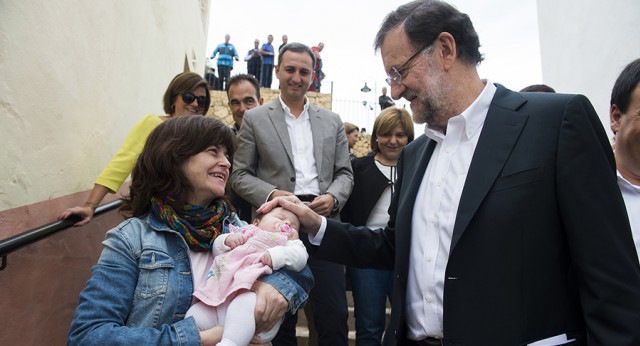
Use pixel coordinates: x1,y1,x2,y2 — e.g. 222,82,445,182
348,267,394,346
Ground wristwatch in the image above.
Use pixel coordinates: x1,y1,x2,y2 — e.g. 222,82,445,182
329,194,339,215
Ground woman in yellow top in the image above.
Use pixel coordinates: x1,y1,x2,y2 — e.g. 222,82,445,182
58,72,211,226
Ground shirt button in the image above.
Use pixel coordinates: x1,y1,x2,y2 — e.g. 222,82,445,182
290,177,295,182
445,148,452,153
425,296,433,302
426,256,432,262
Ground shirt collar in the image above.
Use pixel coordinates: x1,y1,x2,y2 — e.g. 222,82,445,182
279,96,310,118
424,80,496,142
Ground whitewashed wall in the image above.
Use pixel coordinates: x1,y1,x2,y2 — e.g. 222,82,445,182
537,0,640,137
0,0,211,210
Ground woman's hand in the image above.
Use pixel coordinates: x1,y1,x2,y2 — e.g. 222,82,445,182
199,326,223,346
251,281,288,334
57,205,95,227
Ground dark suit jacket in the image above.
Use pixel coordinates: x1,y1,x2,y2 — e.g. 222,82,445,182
340,154,392,227
309,85,640,345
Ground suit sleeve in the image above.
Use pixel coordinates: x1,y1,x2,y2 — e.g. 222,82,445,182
325,117,354,209
231,112,278,208
556,95,640,344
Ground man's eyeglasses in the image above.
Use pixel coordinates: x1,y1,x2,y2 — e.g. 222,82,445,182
182,92,209,108
385,43,433,86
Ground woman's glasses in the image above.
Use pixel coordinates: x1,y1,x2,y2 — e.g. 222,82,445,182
182,92,209,108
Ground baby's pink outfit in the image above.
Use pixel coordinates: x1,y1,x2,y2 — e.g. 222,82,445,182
193,224,290,306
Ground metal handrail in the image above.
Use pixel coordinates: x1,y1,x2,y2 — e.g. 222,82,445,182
0,199,123,271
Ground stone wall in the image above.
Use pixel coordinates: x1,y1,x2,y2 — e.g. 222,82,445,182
207,88,372,158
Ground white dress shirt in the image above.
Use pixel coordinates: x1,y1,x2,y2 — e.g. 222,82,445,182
406,81,496,339
309,81,497,338
617,171,640,264
279,96,321,196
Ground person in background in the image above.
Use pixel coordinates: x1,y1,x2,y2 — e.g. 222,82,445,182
226,74,264,223
58,72,210,227
343,122,360,160
205,67,218,90
211,33,239,90
260,35,275,88
187,207,309,346
309,42,325,92
520,83,556,92
609,57,640,263
245,39,262,82
378,86,395,110
259,0,640,344
68,116,313,345
341,108,414,346
232,42,353,346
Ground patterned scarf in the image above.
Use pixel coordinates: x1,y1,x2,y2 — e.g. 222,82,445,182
151,195,228,252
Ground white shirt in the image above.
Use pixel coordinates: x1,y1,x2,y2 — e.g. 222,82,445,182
279,96,321,196
617,171,640,264
309,81,496,338
406,81,496,339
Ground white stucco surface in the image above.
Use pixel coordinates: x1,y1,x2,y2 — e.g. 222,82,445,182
0,0,210,211
537,0,640,138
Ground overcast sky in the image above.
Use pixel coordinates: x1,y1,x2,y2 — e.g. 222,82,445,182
206,0,542,131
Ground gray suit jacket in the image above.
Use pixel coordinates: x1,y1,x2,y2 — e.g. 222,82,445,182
231,99,353,213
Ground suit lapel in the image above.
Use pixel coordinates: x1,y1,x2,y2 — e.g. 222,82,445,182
308,105,324,175
268,101,295,166
451,86,528,251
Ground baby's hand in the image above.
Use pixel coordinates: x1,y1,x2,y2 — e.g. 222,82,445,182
225,234,247,249
261,251,273,268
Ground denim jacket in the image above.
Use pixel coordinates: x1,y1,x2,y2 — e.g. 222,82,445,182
68,212,313,345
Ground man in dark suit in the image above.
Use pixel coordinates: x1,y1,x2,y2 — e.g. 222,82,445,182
232,42,353,345
258,1,640,345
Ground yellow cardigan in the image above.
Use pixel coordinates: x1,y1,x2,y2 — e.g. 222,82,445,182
95,114,163,193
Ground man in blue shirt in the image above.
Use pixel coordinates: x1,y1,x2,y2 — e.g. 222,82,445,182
259,34,275,88
211,33,239,90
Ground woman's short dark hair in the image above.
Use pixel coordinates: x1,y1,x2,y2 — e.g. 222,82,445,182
611,58,640,113
374,0,483,66
343,122,360,135
162,72,211,115
122,116,236,217
370,107,415,153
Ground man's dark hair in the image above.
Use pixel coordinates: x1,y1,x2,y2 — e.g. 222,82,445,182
226,74,261,99
520,84,556,93
277,42,316,68
611,58,640,113
374,0,483,66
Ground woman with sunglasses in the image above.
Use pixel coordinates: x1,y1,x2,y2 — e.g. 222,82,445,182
68,116,312,345
58,72,211,226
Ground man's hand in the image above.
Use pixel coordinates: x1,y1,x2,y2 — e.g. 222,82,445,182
258,196,323,236
307,194,334,216
252,281,288,334
268,189,294,201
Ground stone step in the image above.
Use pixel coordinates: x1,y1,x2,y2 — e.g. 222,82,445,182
294,290,391,346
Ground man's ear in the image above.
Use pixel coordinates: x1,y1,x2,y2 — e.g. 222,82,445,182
436,32,457,71
610,104,622,135
259,97,264,106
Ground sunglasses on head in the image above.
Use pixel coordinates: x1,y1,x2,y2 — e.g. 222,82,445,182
181,92,208,108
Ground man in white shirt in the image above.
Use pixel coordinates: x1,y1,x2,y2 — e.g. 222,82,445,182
610,58,640,262
258,1,640,345
232,42,353,345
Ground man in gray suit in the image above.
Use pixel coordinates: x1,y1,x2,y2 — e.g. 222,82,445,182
231,42,353,345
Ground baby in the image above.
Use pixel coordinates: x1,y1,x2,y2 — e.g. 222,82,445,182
186,207,309,346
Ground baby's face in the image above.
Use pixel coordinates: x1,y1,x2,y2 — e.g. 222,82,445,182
256,207,300,233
